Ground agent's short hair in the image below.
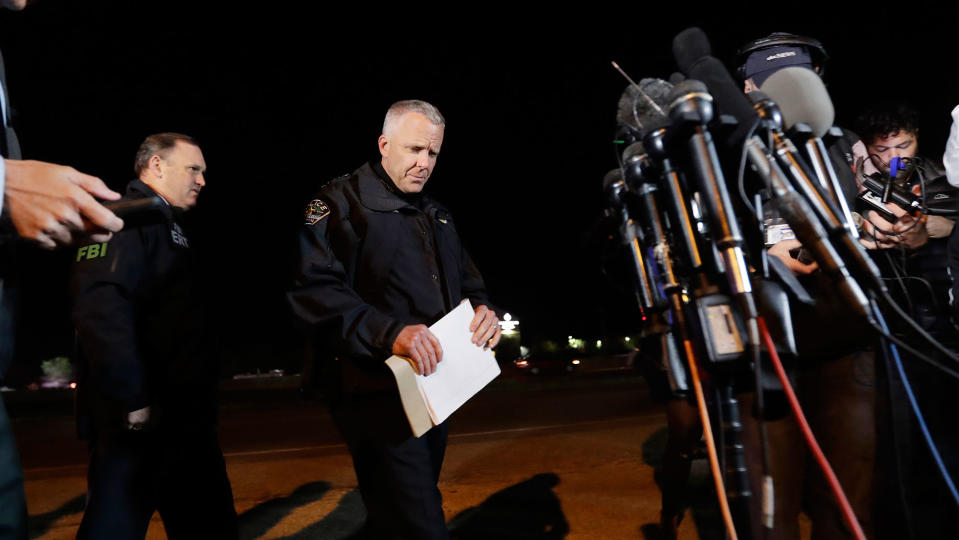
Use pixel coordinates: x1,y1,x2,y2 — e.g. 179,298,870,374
855,104,920,145
382,100,445,135
134,132,200,177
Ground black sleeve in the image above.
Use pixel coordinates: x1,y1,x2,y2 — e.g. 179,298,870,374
71,229,151,413
287,203,403,358
460,246,493,311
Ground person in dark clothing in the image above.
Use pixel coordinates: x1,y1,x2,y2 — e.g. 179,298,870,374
288,100,501,540
1,3,123,538
71,133,237,540
731,34,889,540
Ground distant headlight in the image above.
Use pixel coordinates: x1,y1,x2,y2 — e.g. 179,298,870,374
571,360,581,365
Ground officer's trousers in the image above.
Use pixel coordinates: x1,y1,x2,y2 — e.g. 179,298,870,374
333,390,450,540
76,424,237,540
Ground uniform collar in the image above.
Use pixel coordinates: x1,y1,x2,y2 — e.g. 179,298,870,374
127,179,178,220
356,162,425,212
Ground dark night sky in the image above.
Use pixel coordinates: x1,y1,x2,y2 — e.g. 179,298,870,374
1,2,956,373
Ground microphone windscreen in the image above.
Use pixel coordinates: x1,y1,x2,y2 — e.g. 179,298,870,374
616,86,641,130
672,27,712,74
680,55,758,146
616,79,674,137
760,67,835,138
746,91,770,103
666,79,709,107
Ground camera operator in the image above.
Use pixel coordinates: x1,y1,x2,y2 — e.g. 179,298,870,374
854,104,959,338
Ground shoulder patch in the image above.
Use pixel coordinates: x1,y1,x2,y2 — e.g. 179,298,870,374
305,199,331,225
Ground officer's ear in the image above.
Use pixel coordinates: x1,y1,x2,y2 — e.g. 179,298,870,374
377,134,390,157
148,154,164,178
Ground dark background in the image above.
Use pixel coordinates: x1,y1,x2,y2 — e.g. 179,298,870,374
2,2,956,376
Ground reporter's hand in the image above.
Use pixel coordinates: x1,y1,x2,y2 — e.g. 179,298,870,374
469,304,500,350
4,159,124,249
767,239,818,275
392,324,443,376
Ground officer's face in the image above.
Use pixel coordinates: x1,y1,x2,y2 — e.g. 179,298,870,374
378,112,444,194
157,141,207,209
866,130,918,174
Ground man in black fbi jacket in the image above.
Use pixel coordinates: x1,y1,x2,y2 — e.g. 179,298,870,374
288,100,502,540
71,133,237,540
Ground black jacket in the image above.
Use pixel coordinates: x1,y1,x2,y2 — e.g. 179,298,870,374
0,50,22,381
287,162,492,393
71,180,215,437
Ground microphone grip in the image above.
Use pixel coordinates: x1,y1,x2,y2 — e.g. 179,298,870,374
772,192,873,321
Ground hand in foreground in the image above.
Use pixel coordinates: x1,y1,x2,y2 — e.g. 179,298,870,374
469,304,501,350
126,406,151,431
393,325,443,376
4,159,124,249
767,238,818,276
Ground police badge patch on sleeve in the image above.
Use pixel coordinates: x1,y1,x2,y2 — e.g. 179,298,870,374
305,199,331,225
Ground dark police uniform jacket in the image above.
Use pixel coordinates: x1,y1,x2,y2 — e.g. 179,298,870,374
71,180,215,438
288,162,492,396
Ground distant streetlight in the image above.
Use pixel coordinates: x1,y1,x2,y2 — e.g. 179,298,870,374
498,313,519,335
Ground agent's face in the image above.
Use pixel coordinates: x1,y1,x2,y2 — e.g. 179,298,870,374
378,112,444,194
867,130,918,174
156,141,206,209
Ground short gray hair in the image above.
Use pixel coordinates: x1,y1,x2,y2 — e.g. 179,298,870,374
134,132,199,177
382,100,445,135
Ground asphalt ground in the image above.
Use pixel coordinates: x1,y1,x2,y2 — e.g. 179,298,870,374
11,368,729,539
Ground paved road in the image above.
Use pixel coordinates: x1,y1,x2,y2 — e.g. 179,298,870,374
11,372,722,539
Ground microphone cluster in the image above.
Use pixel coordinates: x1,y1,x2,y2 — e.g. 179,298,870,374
604,28,959,538
605,27,905,373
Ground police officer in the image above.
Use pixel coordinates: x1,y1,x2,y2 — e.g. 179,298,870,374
71,133,237,539
288,100,501,539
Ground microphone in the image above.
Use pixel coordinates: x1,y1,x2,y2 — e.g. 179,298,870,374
758,66,859,236
673,27,759,148
748,91,845,233
622,142,682,296
617,78,675,137
666,79,756,318
750,84,887,295
670,27,875,318
604,167,664,312
759,67,834,138
743,134,876,319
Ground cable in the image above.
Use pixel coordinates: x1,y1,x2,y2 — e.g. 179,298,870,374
884,250,915,316
870,324,959,381
757,317,867,540
748,317,774,530
682,339,739,540
737,117,762,217
872,300,959,506
876,329,917,539
881,290,959,362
